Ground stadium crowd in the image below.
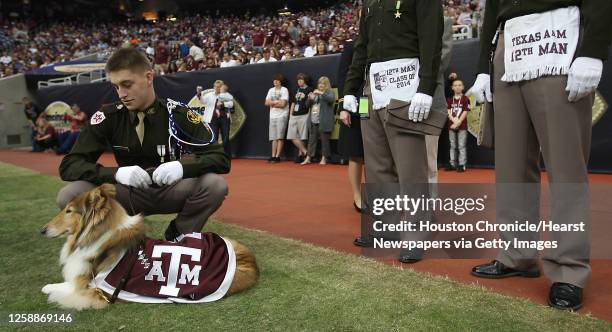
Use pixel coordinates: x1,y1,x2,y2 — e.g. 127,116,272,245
0,0,483,78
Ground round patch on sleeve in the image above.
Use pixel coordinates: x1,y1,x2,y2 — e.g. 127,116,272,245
90,111,106,125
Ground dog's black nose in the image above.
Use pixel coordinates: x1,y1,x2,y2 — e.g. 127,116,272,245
40,227,47,235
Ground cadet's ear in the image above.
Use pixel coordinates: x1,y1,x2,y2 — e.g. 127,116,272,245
145,69,154,86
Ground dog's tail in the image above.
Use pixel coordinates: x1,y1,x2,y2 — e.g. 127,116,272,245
226,239,259,296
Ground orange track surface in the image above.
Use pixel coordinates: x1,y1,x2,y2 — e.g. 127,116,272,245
1,149,611,321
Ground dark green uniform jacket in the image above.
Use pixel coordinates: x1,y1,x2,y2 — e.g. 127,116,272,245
479,0,612,74
344,0,444,97
59,98,230,185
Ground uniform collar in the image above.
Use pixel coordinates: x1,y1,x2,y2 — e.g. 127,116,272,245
128,99,161,125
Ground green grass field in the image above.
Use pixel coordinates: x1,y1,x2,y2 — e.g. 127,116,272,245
0,162,610,331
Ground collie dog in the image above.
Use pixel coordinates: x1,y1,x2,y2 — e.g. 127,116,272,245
41,184,258,310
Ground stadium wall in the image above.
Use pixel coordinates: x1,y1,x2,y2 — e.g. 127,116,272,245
34,40,612,172
0,74,36,149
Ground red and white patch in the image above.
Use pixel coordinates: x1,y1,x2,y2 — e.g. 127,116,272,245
90,111,106,125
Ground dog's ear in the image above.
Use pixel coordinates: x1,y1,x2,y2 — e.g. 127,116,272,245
98,184,117,198
85,185,113,223
87,187,108,211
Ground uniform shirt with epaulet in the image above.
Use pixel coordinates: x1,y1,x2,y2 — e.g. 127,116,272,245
59,99,230,185
343,0,444,97
478,0,612,74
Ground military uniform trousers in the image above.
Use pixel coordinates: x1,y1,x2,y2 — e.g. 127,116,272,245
493,33,592,287
56,173,228,234
361,77,446,243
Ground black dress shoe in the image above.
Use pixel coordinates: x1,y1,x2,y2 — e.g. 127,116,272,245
398,248,423,264
457,165,466,172
164,219,181,241
267,156,274,163
471,260,540,279
294,155,305,163
353,235,374,247
446,164,457,171
548,282,583,311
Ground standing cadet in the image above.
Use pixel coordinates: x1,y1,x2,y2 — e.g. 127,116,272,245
57,47,230,241
469,0,612,310
342,0,445,263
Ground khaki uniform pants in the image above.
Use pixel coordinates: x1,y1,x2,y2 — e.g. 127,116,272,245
56,173,228,234
493,33,592,287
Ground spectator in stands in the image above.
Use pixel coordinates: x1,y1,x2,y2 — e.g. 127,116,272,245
257,48,277,63
304,36,318,57
264,74,290,163
287,73,312,163
315,41,328,56
179,38,190,58
220,53,239,68
56,104,88,155
0,52,12,66
188,39,205,63
287,21,300,43
292,47,302,59
251,53,263,64
22,97,41,152
252,26,267,52
280,46,293,61
153,40,169,75
302,76,335,166
33,116,57,152
446,80,470,172
327,37,341,54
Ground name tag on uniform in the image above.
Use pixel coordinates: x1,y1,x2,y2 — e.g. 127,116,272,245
359,97,369,119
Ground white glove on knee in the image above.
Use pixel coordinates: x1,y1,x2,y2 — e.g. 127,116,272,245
152,161,183,186
408,93,433,122
467,73,492,104
115,166,152,189
343,95,358,113
566,57,603,102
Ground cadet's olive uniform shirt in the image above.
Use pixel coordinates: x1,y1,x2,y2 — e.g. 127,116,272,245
59,99,230,185
344,0,444,97
479,0,612,74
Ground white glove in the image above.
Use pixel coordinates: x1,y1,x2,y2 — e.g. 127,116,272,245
152,161,183,186
343,94,358,113
115,166,152,189
467,74,492,104
408,93,433,122
566,57,603,102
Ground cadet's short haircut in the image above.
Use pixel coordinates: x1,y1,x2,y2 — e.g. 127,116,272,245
214,80,224,86
105,47,152,74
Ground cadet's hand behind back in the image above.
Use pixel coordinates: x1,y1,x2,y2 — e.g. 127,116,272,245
115,166,152,189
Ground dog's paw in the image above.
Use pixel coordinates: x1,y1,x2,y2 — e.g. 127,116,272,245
42,282,71,294
42,284,53,294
